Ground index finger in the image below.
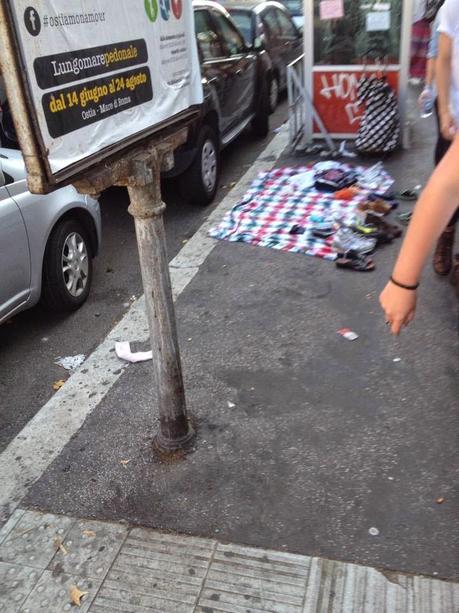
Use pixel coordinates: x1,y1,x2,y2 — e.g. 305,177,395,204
390,319,404,336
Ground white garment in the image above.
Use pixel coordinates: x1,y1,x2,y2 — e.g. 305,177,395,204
438,0,459,123
287,170,315,191
413,0,426,23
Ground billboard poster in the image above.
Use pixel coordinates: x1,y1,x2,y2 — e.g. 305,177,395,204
6,0,203,174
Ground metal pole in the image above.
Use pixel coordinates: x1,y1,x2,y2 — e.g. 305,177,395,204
127,153,194,453
303,0,314,142
399,0,414,147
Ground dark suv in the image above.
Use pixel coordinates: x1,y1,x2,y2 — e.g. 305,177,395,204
223,1,302,112
168,0,272,205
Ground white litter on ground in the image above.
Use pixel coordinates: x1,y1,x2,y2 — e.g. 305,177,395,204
115,341,152,363
55,354,86,371
339,140,357,158
337,328,359,341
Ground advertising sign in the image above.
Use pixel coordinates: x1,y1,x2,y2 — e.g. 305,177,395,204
2,0,202,182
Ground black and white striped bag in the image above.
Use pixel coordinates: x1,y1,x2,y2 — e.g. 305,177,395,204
355,75,400,155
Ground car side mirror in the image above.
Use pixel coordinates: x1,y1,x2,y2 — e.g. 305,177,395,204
253,35,265,51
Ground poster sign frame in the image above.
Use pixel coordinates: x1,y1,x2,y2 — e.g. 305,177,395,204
0,0,201,193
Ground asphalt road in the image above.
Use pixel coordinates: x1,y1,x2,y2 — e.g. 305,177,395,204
0,100,288,453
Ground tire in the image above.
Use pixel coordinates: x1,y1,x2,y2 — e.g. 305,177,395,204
268,74,279,114
180,125,219,206
41,218,93,312
251,80,270,138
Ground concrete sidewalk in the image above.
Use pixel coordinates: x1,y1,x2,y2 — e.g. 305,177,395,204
1,509,457,612
1,105,458,611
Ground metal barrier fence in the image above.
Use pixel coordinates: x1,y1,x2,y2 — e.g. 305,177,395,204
287,54,335,152
287,54,306,149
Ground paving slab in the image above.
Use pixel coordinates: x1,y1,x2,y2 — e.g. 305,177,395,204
0,511,74,570
198,543,309,612
1,510,458,613
0,510,25,546
91,530,215,612
46,518,128,580
20,572,100,613
0,562,41,611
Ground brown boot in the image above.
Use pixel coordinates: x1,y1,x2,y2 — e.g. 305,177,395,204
433,227,455,275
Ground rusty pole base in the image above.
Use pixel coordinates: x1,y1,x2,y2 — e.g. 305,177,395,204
153,426,196,454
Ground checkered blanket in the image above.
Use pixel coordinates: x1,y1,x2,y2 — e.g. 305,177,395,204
209,165,393,261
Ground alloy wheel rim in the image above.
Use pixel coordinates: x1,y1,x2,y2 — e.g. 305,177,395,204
201,139,217,193
62,232,89,297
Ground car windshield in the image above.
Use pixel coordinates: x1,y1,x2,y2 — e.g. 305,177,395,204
229,10,252,44
280,0,303,16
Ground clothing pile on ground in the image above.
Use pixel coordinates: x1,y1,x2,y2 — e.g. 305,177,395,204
209,161,403,272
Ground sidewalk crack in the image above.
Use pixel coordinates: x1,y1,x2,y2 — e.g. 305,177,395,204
87,522,130,609
194,538,218,611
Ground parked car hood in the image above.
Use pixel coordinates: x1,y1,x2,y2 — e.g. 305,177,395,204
0,147,27,182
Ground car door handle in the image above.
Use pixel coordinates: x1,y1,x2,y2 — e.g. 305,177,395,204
235,68,243,76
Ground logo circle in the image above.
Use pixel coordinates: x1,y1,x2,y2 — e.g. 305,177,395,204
160,0,170,21
171,0,182,19
24,6,41,36
144,0,158,22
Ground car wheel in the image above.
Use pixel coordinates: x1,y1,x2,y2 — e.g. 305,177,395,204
252,80,270,138
180,125,219,206
41,218,93,311
268,74,279,114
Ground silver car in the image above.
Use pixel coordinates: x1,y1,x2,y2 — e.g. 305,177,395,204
0,148,101,323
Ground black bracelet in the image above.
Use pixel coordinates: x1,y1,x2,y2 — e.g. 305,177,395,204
390,275,419,291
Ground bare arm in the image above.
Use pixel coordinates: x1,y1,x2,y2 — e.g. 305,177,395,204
418,58,436,109
436,32,455,139
425,57,436,89
392,137,459,283
380,135,459,334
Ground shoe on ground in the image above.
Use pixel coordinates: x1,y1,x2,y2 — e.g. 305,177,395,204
336,250,375,272
366,213,402,239
358,199,392,216
333,227,377,255
352,222,380,237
